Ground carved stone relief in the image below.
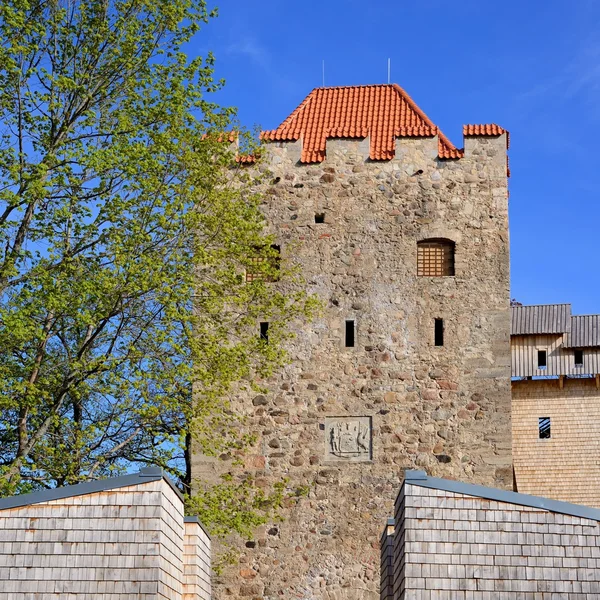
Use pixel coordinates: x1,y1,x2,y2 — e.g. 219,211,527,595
324,416,372,461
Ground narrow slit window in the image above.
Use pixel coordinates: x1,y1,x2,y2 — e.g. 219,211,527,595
434,319,444,347
574,349,584,366
537,350,547,369
539,417,551,439
260,322,269,342
315,213,325,224
345,320,355,348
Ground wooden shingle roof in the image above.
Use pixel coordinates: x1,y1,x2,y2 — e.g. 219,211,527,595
511,304,572,335
564,315,600,348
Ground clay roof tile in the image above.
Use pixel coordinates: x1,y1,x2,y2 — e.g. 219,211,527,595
261,84,464,163
463,123,510,148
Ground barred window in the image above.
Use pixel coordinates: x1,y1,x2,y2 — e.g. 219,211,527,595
417,239,455,277
245,245,280,283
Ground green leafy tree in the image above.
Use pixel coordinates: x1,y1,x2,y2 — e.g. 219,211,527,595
0,0,317,535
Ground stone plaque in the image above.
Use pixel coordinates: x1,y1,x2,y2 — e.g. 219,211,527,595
325,416,372,461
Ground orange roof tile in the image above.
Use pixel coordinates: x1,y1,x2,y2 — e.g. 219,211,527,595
463,124,510,176
235,154,257,164
464,124,509,148
261,84,464,163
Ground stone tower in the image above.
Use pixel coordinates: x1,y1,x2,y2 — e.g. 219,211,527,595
195,84,512,599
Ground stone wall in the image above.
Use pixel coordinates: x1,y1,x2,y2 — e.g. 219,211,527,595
195,132,512,599
391,476,600,598
513,377,600,507
0,471,211,600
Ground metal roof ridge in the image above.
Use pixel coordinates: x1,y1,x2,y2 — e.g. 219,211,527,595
184,515,212,540
404,470,600,522
512,303,571,308
0,467,183,511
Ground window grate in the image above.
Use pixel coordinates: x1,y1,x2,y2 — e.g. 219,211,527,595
246,245,281,283
417,240,455,277
539,417,551,439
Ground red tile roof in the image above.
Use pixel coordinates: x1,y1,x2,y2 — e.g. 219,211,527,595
464,124,510,148
235,154,257,164
261,84,466,163
463,124,511,176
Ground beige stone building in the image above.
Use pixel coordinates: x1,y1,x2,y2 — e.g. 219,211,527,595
195,83,513,599
0,467,211,600
511,303,600,508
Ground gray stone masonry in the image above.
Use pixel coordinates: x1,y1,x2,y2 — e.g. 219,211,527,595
195,131,512,599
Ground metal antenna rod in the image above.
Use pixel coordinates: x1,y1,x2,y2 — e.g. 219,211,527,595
387,58,391,84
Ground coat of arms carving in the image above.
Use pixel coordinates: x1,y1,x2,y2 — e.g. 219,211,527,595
325,417,372,461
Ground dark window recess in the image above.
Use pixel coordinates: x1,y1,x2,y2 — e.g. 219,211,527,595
434,319,444,347
537,350,547,369
574,349,584,366
345,320,355,348
539,417,551,439
315,213,325,223
260,322,269,342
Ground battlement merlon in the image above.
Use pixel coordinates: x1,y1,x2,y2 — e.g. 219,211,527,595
258,129,509,170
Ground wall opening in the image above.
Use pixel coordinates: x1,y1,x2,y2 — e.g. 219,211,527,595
434,319,444,347
417,239,455,277
539,417,551,439
537,350,547,369
246,245,281,283
345,320,355,348
260,322,269,342
574,349,584,366
315,213,325,224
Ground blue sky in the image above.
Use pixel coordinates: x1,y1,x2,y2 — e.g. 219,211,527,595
198,0,600,314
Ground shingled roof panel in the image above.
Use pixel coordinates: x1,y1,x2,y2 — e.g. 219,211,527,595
564,315,600,348
511,304,572,335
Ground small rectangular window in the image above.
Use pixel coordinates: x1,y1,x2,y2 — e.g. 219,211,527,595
315,213,325,223
260,322,269,342
574,350,584,366
246,245,281,283
537,350,547,369
417,240,455,277
434,319,444,347
539,417,551,439
345,320,355,348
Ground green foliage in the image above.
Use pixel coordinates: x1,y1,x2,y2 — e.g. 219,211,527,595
0,0,318,537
